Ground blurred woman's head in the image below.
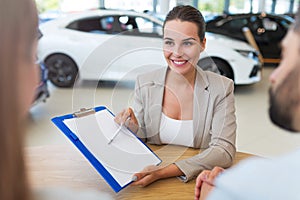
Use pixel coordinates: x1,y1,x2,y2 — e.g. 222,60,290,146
0,0,38,199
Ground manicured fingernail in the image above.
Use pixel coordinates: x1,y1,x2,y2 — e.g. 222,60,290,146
131,175,137,181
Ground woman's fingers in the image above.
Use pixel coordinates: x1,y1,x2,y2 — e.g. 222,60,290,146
114,109,125,124
127,107,138,124
130,165,162,187
114,108,130,124
114,108,138,132
122,108,139,133
130,172,149,186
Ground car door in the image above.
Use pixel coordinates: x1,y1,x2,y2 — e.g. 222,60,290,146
63,15,117,80
261,17,289,60
247,16,281,60
83,14,166,81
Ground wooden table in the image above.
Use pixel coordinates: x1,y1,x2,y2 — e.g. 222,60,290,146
25,144,253,199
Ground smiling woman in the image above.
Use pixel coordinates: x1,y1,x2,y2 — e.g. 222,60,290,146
115,5,237,187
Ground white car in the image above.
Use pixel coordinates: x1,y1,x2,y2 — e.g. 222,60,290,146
38,9,262,87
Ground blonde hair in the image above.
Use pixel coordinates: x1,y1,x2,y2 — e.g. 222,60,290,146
0,0,38,199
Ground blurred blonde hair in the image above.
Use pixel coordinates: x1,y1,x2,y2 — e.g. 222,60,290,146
0,0,38,199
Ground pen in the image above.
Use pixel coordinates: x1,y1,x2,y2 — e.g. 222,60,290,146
108,117,130,144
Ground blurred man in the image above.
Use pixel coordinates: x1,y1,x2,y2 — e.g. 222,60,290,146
194,8,300,200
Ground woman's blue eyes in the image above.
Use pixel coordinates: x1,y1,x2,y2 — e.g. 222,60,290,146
165,41,174,45
164,41,193,46
183,41,193,46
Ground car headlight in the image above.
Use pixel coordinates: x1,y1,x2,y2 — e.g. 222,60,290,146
236,50,259,61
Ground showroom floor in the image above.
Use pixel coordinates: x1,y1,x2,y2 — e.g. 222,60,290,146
26,67,300,158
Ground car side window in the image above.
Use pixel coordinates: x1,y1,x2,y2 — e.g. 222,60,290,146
135,17,162,37
223,18,247,33
248,16,264,35
118,16,137,31
66,16,122,34
66,15,162,37
118,16,162,38
262,18,277,31
66,17,103,33
100,16,114,32
266,18,286,41
249,16,258,29
107,15,136,34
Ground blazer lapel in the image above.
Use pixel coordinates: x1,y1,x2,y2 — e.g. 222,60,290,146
193,69,210,147
147,67,167,144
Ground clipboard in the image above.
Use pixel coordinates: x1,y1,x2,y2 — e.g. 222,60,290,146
51,106,161,193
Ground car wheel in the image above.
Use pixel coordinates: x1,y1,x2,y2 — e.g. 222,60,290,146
198,58,234,81
45,54,78,88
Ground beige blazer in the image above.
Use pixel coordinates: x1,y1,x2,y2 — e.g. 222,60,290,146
133,67,236,181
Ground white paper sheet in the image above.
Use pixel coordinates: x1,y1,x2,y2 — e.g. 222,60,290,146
64,109,161,187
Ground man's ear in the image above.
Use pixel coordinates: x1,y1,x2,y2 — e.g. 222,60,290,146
200,37,206,52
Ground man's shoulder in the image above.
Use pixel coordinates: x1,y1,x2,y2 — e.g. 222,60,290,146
211,149,300,200
221,149,300,180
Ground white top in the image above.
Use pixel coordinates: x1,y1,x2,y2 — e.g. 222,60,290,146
159,112,193,147
207,149,300,200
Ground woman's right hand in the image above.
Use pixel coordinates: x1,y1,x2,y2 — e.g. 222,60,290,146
114,107,139,134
